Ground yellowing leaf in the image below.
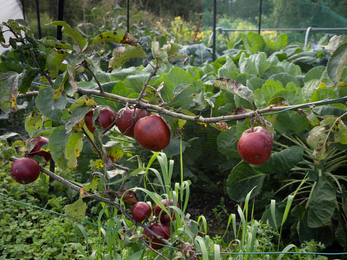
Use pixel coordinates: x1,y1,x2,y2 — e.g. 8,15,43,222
65,198,87,220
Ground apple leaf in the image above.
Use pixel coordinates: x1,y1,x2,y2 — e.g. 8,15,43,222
169,52,189,63
40,36,74,50
0,72,17,113
162,42,181,55
82,176,100,192
327,42,347,88
104,141,123,162
92,30,126,46
17,65,40,94
213,78,254,104
25,109,43,137
252,146,304,174
307,115,347,160
108,44,146,70
226,162,266,202
48,125,71,170
66,106,90,134
169,84,195,108
36,88,66,122
151,41,168,64
64,198,87,219
47,48,69,79
49,21,87,51
66,132,84,169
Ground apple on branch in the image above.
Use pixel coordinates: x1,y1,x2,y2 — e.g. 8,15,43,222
237,126,273,165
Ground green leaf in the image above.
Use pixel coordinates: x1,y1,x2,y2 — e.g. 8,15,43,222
49,21,87,51
169,84,195,108
108,44,146,70
307,177,336,228
327,42,347,87
17,66,40,93
217,57,237,78
304,66,326,83
213,78,254,104
104,141,123,162
269,72,301,88
193,90,206,111
156,67,194,102
92,30,126,46
253,52,271,78
216,128,240,158
252,146,304,174
301,79,321,102
82,176,100,192
40,36,74,50
309,88,337,103
242,32,265,53
48,125,71,170
127,250,144,260
36,88,66,122
169,52,189,63
226,162,266,202
253,79,284,109
275,111,310,136
0,72,18,113
162,42,181,55
65,105,90,133
25,109,43,137
65,198,87,219
47,48,69,78
65,132,84,169
152,41,168,64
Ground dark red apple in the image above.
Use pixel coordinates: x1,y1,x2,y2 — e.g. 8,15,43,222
85,107,116,133
131,201,152,222
29,136,51,161
116,107,147,137
11,157,40,184
154,199,180,224
237,126,273,165
143,222,171,250
133,114,170,152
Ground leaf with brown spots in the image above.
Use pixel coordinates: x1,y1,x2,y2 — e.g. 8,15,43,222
108,44,146,70
92,30,126,46
214,78,254,104
178,241,198,260
120,32,138,46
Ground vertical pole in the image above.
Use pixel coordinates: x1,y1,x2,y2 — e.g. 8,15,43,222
35,0,41,38
127,0,130,32
57,0,65,40
258,0,263,35
212,0,217,61
21,0,26,20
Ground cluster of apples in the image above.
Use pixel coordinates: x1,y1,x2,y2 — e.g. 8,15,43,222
85,106,171,152
131,199,179,249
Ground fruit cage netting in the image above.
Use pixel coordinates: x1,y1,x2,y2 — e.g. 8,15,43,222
5,0,347,57
1,194,347,258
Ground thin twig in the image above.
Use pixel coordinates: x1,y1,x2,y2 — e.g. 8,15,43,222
82,60,105,93
139,237,170,260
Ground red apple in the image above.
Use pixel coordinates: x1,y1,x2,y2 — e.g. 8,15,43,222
143,222,171,250
131,201,152,222
116,107,147,137
85,107,116,133
134,114,170,152
237,126,273,165
29,136,51,161
154,199,179,224
11,157,40,184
